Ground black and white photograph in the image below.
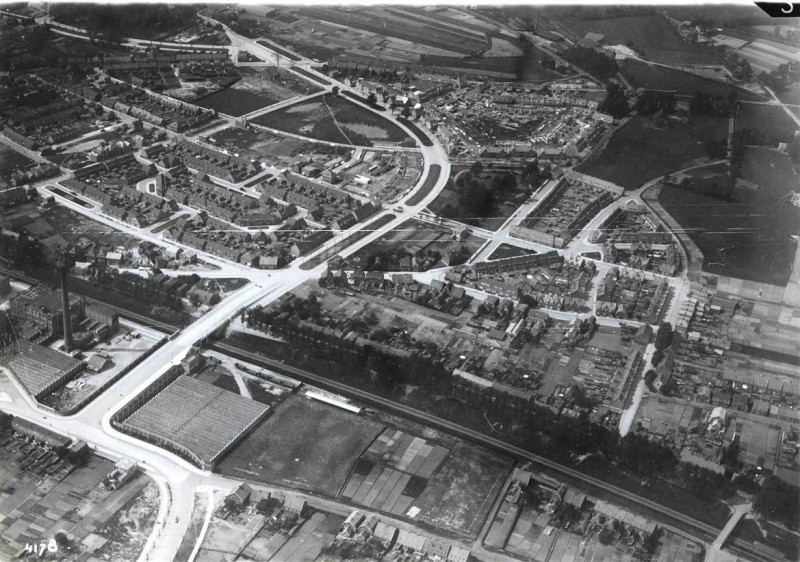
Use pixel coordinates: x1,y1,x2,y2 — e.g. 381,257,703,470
0,1,798,561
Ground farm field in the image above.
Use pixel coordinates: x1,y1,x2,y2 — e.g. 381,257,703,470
251,94,412,146
216,394,386,496
557,14,715,65
736,103,800,145
295,6,487,56
619,59,764,101
658,147,799,285
428,166,538,231
195,67,321,117
0,142,35,176
577,114,728,190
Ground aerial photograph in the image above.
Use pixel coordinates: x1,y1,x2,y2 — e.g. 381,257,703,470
0,0,798,561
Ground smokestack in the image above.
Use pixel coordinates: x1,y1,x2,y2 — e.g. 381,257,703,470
59,264,72,353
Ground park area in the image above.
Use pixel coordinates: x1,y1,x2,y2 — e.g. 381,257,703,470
577,114,729,189
216,394,386,496
251,93,413,146
428,165,538,230
557,14,715,66
195,67,322,117
658,147,799,285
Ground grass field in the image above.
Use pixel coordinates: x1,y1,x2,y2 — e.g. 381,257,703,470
559,15,715,66
736,103,800,145
0,143,35,175
252,94,411,146
195,67,321,117
776,82,800,105
658,147,799,285
577,114,728,189
620,59,764,101
216,394,385,495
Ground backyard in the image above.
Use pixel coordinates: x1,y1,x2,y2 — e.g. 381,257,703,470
0,142,35,176
577,114,729,189
251,93,413,146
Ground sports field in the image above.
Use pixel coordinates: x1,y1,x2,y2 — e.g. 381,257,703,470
216,394,385,496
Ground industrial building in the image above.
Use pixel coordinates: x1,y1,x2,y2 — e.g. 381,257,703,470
2,341,85,400
9,286,85,337
114,368,269,470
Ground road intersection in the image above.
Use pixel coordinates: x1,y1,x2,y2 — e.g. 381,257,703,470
0,18,745,562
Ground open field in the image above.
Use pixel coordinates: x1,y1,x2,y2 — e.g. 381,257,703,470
252,94,412,146
558,14,715,66
736,103,800,145
658,147,799,285
577,114,728,189
295,6,487,56
414,441,510,535
195,67,322,117
619,60,764,101
208,126,351,165
776,82,800,105
216,393,385,496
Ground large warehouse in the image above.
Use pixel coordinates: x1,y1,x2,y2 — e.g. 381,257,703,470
1,341,85,400
118,374,269,470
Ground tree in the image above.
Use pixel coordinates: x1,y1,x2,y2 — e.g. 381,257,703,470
598,83,629,118
367,92,377,106
332,85,339,96
471,160,484,175
754,477,800,529
644,369,657,390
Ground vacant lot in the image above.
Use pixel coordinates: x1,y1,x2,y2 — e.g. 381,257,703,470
414,441,511,536
216,394,385,496
777,82,800,105
489,244,537,260
577,114,728,189
659,147,799,285
559,14,715,66
252,94,412,146
620,59,764,101
195,67,321,117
